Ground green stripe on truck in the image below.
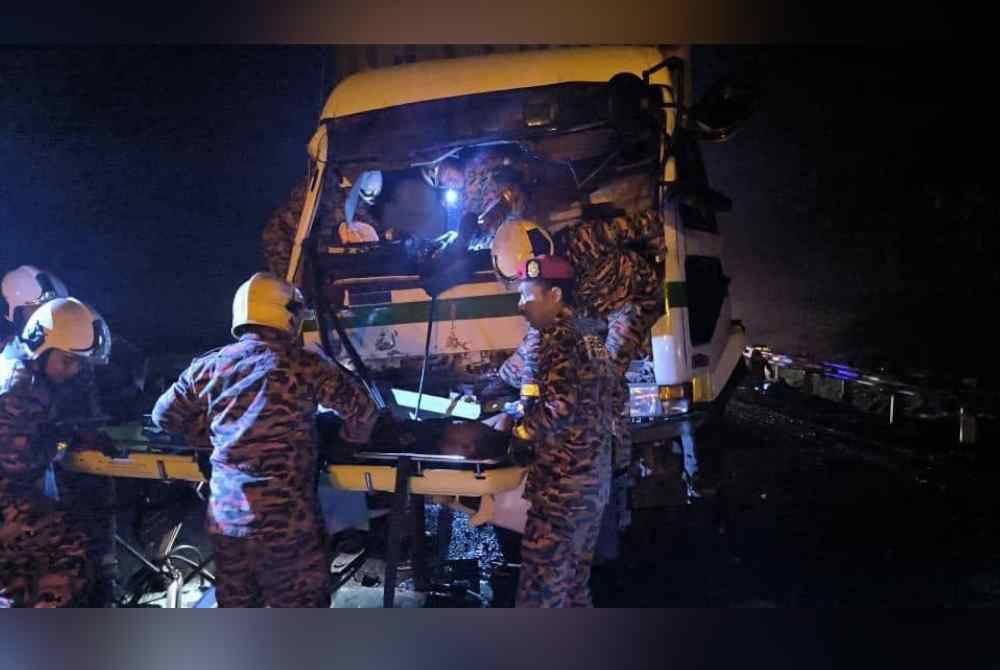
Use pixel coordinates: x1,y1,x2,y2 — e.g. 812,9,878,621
309,294,523,329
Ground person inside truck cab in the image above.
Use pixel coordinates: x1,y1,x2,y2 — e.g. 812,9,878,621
339,170,383,244
261,170,384,281
417,147,530,252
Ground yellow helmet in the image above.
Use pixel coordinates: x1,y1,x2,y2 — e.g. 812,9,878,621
490,219,555,283
231,272,307,338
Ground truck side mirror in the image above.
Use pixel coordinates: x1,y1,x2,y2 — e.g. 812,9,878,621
689,78,756,143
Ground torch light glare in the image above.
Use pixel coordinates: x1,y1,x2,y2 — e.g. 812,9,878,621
444,188,460,207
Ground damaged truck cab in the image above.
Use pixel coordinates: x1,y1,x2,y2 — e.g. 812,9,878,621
288,46,751,523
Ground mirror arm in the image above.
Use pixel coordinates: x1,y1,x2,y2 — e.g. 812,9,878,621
642,56,682,86
643,57,689,126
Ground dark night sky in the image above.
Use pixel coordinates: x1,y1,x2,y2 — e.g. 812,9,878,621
2,46,997,379
1,47,329,352
696,46,998,379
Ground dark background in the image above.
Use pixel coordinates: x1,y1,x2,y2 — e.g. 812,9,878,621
2,46,996,380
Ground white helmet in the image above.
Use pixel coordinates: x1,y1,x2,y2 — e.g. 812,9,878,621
21,298,111,365
490,219,555,283
344,170,383,230
231,272,307,338
357,170,383,205
2,265,69,322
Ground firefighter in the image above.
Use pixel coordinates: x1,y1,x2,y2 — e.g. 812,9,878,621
339,170,382,244
151,272,378,607
261,171,383,282
488,254,615,607
489,213,666,557
0,265,120,606
460,147,529,224
0,298,111,607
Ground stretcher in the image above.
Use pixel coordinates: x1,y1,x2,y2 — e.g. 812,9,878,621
59,444,526,499
59,415,530,607
59,417,527,503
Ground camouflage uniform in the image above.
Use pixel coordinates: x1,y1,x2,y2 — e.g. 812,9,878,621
0,356,91,607
497,326,541,392
462,147,525,218
560,210,665,503
1,310,135,607
500,211,666,511
151,328,378,608
559,210,666,357
513,307,615,608
261,179,378,282
49,365,119,608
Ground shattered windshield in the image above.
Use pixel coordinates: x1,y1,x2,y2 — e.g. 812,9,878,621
326,82,613,165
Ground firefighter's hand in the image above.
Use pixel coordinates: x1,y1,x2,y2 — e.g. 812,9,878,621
482,413,514,434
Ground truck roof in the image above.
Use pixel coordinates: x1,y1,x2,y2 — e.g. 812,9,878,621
321,46,679,120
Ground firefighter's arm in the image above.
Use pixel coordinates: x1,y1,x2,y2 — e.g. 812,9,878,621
511,329,578,443
497,349,527,390
314,359,379,444
150,362,207,440
585,210,664,247
497,326,541,390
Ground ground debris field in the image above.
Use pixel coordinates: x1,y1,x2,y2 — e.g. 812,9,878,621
115,379,1000,608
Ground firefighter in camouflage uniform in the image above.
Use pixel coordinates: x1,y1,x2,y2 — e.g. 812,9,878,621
1,266,120,607
151,272,378,608
491,254,615,607
261,171,383,282
490,209,665,553
0,298,111,607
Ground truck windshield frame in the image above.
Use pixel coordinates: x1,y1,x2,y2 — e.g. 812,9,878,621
326,82,617,166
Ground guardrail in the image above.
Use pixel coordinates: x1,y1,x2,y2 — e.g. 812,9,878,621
742,345,996,444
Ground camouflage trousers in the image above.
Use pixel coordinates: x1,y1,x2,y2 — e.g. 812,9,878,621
0,487,92,607
54,468,118,606
515,479,611,608
598,298,662,546
210,524,331,608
